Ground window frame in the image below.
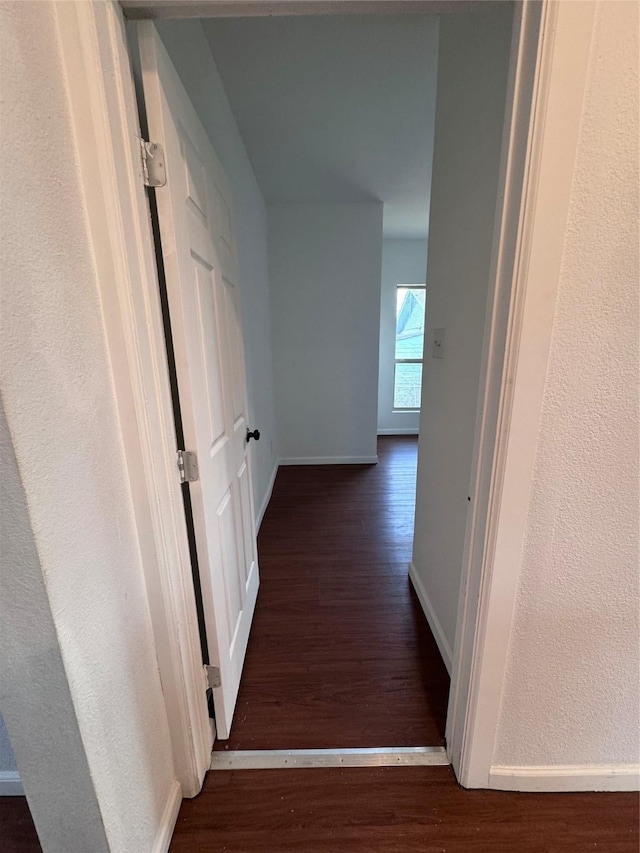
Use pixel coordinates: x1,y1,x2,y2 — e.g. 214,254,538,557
393,283,426,411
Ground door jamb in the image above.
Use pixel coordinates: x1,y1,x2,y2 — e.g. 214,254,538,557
57,0,596,796
445,0,597,786
56,0,213,797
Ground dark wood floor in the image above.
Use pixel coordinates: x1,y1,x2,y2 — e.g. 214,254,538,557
175,435,638,851
0,798,40,853
4,438,638,852
214,435,449,750
170,766,639,853
3,767,637,853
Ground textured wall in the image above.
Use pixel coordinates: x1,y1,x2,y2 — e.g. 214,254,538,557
269,203,383,462
1,402,109,849
1,2,176,848
152,20,279,520
494,0,640,768
377,240,428,434
412,4,514,652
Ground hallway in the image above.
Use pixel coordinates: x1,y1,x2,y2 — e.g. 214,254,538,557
2,438,638,853
171,436,639,851
215,435,449,751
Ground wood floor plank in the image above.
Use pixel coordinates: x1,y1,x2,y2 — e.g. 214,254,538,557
0,798,41,853
170,766,640,853
4,437,638,853
214,436,450,751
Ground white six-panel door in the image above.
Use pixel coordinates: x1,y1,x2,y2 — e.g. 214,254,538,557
138,22,259,739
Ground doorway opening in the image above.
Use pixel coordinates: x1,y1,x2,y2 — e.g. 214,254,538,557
126,0,519,769
214,435,450,753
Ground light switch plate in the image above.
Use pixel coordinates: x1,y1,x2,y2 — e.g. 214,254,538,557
432,328,445,359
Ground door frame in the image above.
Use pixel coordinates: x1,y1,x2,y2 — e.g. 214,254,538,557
56,0,213,798
443,0,597,788
58,0,596,795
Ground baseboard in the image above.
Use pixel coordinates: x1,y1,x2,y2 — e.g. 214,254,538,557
489,764,640,792
377,428,419,435
280,456,379,466
0,771,24,796
408,561,453,674
255,461,279,534
152,779,182,853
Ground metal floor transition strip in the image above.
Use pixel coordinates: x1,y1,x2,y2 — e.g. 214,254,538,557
210,746,449,770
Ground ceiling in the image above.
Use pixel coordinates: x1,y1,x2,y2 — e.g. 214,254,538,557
203,14,439,239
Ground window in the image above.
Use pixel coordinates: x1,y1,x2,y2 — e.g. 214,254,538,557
394,285,426,410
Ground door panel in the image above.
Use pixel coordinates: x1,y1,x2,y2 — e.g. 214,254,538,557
138,22,259,739
193,263,226,446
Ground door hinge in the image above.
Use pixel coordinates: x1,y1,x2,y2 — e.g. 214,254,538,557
204,664,221,689
177,449,199,484
140,139,167,188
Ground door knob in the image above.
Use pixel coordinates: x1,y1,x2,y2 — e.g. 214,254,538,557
246,428,261,443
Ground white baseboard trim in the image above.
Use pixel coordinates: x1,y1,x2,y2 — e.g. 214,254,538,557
255,461,279,534
152,779,182,853
0,771,24,796
489,764,640,792
280,456,378,466
377,428,419,435
408,561,453,674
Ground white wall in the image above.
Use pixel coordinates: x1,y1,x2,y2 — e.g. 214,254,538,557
411,4,514,664
1,402,109,848
269,203,383,463
0,715,17,775
377,240,428,434
0,712,21,795
493,0,639,772
203,14,439,240
150,20,279,522
1,2,176,848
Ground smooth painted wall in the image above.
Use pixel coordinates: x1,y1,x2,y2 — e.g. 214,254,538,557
377,240,428,434
494,0,639,769
151,20,279,521
411,5,514,658
269,203,383,462
203,14,439,240
1,2,176,848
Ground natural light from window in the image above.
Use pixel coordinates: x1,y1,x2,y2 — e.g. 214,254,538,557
394,285,425,410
